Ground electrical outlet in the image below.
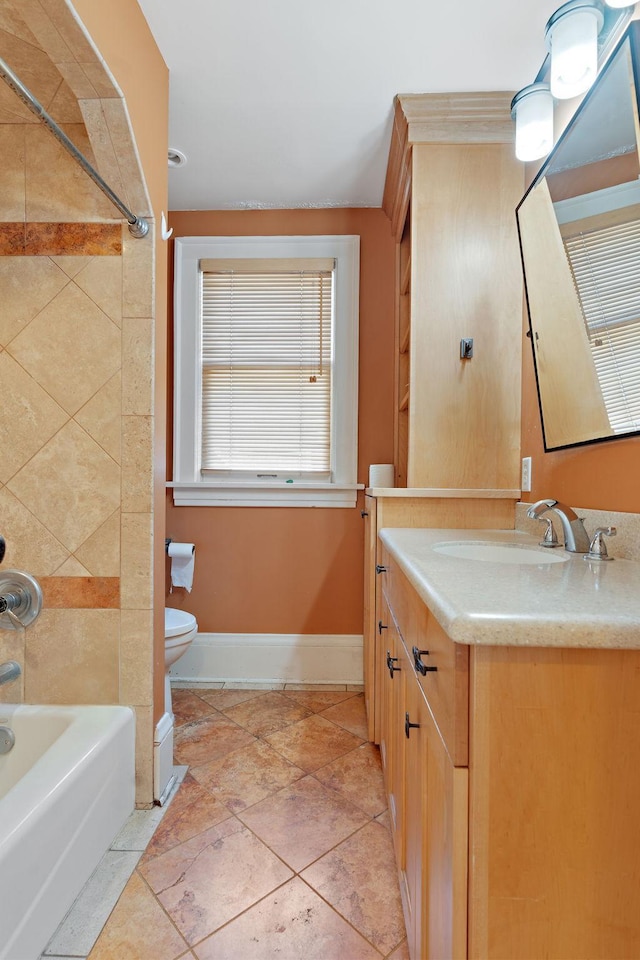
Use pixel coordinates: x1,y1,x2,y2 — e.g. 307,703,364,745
521,456,532,492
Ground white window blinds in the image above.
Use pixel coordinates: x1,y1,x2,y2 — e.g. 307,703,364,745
200,258,334,475
564,220,640,434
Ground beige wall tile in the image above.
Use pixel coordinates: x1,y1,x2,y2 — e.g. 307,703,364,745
0,486,68,575
0,351,68,484
52,555,91,576
25,124,114,221
0,629,25,703
7,419,120,552
121,513,152,609
0,124,25,220
8,281,120,415
24,607,119,703
73,252,123,324
103,99,152,217
120,608,153,706
132,704,154,806
51,255,93,279
0,25,63,110
0,256,68,346
54,60,98,99
75,508,120,576
0,4,39,45
43,0,101,64
122,318,154,415
47,78,84,124
8,0,74,61
81,62,119,100
79,98,127,210
123,225,155,318
122,416,153,513
75,372,122,464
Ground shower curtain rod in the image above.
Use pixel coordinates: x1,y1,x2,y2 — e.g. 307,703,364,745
0,55,149,239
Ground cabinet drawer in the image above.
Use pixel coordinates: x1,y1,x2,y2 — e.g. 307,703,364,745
386,556,468,767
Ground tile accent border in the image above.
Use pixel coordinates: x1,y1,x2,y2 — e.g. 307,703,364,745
0,222,122,255
40,577,120,608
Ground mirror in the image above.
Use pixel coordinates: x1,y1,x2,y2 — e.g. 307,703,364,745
517,22,640,451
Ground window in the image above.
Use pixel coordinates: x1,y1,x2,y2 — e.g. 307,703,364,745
565,219,640,433
171,236,360,506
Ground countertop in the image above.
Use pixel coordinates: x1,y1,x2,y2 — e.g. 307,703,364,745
379,527,640,648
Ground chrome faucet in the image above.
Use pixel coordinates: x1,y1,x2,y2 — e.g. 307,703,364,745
526,499,591,553
0,660,21,686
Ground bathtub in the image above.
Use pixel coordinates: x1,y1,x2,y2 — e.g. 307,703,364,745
0,703,135,960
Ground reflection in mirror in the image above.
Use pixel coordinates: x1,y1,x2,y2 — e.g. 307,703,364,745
517,24,640,450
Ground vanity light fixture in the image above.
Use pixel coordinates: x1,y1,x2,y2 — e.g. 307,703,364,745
510,82,554,161
545,0,605,99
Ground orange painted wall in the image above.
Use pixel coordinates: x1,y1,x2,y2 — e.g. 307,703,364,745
72,0,169,720
166,208,395,635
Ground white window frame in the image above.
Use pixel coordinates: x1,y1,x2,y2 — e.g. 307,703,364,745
170,235,361,507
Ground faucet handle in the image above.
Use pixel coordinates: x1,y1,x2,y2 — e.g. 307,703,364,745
534,516,559,548
586,526,617,562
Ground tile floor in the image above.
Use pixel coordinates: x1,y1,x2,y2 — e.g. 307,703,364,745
83,685,409,959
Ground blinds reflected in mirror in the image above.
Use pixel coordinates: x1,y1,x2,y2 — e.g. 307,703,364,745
565,220,640,433
200,259,334,475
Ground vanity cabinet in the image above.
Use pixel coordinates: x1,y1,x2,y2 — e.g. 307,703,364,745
378,545,640,960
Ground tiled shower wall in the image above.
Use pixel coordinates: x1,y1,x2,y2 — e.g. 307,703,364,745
0,0,156,804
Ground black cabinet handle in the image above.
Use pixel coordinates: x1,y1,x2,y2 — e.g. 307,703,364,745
412,645,437,676
361,509,368,518
375,564,387,574
386,651,400,678
405,712,420,738
378,620,388,635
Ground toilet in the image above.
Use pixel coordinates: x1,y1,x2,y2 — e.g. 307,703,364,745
164,607,198,718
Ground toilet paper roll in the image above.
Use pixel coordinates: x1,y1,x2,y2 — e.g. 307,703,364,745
369,463,395,488
168,542,195,593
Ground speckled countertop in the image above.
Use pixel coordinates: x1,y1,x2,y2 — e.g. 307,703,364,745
379,527,640,648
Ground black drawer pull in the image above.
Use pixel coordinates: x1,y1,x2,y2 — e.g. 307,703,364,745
375,564,387,574
386,651,400,678
412,645,438,676
378,620,388,635
361,509,368,518
405,712,420,738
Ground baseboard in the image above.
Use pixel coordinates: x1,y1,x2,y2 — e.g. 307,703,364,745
169,632,364,685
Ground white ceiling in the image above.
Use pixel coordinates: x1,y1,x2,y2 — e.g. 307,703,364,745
136,0,561,211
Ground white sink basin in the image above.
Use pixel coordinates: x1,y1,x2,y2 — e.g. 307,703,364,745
432,541,570,564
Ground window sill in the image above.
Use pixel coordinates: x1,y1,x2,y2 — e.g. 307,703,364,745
167,481,364,508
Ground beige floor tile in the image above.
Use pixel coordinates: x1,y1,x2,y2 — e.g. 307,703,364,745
388,938,411,960
238,775,368,872
282,688,356,712
265,713,364,772
87,871,188,960
320,692,369,739
190,739,305,813
302,819,406,955
221,690,312,736
141,774,231,863
173,714,256,768
142,818,293,946
172,688,218,726
197,687,269,710
314,742,387,818
193,876,382,960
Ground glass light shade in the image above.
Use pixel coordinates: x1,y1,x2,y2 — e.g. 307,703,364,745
546,3,604,99
511,84,554,161
604,0,635,6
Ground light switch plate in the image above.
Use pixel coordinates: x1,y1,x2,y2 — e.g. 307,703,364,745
521,456,532,492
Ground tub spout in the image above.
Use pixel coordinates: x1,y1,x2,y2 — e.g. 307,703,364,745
0,660,21,686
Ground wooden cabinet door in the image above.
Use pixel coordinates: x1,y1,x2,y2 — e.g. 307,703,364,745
362,495,377,741
401,638,469,960
380,595,405,864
